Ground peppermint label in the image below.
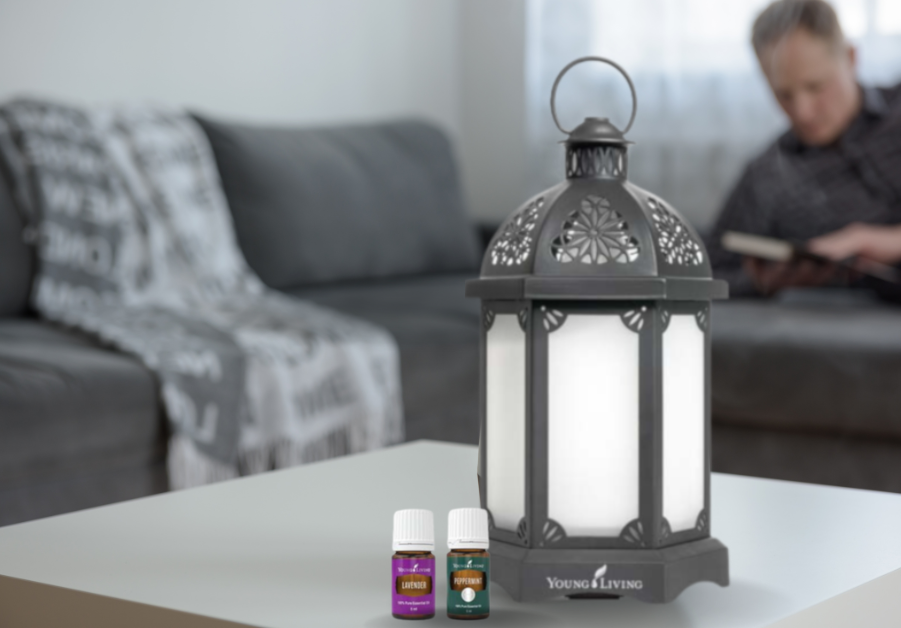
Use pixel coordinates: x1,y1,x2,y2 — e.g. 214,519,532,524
447,557,489,616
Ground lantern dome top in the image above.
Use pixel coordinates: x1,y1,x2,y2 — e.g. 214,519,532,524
566,117,631,146
466,57,728,302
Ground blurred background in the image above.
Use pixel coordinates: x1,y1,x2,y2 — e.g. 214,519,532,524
2,0,901,527
3,0,900,227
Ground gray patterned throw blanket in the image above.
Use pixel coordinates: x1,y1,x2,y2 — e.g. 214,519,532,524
0,100,403,488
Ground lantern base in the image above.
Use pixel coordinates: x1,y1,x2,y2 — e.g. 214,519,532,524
490,536,729,603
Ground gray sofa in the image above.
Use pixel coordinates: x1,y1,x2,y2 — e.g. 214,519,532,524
1,114,899,527
0,117,484,526
711,290,901,493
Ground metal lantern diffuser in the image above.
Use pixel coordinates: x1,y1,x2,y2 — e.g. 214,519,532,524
466,57,730,603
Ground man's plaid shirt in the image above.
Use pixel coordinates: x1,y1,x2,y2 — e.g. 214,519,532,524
706,85,901,296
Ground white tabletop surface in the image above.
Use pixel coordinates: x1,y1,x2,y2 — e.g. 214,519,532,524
0,441,900,627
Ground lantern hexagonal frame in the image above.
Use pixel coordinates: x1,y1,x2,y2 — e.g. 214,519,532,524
465,57,730,604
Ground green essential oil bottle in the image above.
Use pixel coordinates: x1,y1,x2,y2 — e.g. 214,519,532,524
446,508,490,620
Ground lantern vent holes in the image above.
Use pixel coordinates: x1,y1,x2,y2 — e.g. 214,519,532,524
517,308,528,331
659,519,673,543
621,306,649,333
540,306,567,332
516,518,529,546
620,519,646,547
648,197,705,267
550,195,640,266
490,197,544,267
660,308,672,331
696,509,709,533
695,308,709,332
482,307,495,331
539,519,566,547
566,145,626,179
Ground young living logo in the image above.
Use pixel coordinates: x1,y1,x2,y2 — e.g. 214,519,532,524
398,563,429,574
450,558,476,570
546,565,644,591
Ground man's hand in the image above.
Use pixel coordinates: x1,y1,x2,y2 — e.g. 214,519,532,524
742,257,837,297
808,222,901,265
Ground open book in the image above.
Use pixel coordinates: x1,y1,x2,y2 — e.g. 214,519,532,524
721,231,901,285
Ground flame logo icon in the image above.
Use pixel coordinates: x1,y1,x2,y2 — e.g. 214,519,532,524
467,559,473,567
413,564,418,570
590,565,607,589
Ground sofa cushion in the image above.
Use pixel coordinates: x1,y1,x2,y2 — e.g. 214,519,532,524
712,293,901,441
0,170,33,317
290,274,481,444
193,115,480,290
0,320,165,490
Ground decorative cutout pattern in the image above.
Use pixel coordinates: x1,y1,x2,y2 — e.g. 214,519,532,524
539,519,566,547
490,197,543,266
648,197,704,266
621,306,649,332
566,145,626,179
540,305,567,332
660,308,672,332
482,307,495,331
516,517,529,546
619,519,646,547
696,510,709,534
659,518,672,543
551,195,640,265
517,308,529,331
695,307,709,332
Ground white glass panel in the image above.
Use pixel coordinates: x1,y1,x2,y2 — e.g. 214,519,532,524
486,314,526,530
548,314,639,537
663,314,705,532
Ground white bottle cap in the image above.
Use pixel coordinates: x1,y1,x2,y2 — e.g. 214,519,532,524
447,508,489,550
393,509,435,552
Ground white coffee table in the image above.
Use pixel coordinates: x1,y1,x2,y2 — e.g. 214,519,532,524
0,441,899,627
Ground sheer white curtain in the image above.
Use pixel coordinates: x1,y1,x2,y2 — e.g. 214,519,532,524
525,0,901,229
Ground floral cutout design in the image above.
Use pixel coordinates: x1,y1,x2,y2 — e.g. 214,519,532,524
648,197,704,266
551,195,640,265
659,518,673,543
621,306,649,332
540,519,566,547
540,305,567,332
619,519,646,547
695,307,709,332
660,308,672,331
482,307,495,331
490,197,543,266
517,307,529,331
696,510,709,533
516,517,529,546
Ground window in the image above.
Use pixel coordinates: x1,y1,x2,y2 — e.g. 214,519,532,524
526,0,901,229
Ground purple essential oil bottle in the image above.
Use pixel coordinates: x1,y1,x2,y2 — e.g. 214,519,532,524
392,509,436,620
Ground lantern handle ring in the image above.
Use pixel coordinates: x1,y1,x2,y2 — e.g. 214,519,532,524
550,56,637,136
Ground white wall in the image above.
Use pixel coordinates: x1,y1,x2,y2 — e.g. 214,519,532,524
458,0,529,223
0,0,533,222
0,0,460,132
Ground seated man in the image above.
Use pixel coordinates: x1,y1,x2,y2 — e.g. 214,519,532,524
706,0,901,296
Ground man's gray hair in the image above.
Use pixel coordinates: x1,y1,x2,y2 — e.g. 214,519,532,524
752,0,845,56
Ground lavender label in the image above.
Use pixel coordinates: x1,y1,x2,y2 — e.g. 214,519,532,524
392,557,435,616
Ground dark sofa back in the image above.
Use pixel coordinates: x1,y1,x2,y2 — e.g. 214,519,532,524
193,115,480,290
0,171,33,317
